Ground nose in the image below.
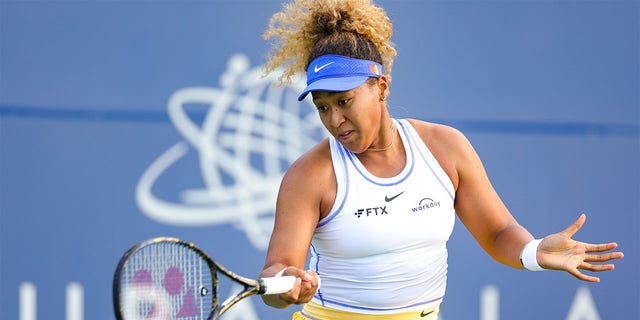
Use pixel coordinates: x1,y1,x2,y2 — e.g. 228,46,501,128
329,105,345,128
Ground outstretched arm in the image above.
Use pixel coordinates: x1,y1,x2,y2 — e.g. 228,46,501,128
419,122,624,281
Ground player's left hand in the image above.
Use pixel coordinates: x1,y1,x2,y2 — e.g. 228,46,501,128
537,214,624,282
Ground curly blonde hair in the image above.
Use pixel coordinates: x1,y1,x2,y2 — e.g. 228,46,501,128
263,0,397,85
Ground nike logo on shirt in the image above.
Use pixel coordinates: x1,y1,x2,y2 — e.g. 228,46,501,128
420,310,435,317
384,191,405,202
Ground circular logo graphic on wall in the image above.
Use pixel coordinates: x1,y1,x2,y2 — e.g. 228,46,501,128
136,54,326,250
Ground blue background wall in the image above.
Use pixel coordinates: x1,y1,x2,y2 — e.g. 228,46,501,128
1,1,638,319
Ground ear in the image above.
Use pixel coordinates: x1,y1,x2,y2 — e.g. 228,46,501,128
377,75,390,100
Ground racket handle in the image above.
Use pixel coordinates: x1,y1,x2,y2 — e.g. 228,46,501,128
260,276,297,295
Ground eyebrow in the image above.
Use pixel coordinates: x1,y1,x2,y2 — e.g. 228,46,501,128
312,91,341,102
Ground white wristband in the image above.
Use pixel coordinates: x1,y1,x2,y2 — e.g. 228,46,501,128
520,239,546,271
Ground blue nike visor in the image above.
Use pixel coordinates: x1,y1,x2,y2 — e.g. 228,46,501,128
298,54,383,101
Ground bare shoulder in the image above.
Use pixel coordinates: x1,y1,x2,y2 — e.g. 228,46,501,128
278,138,336,217
406,119,476,189
406,119,469,146
283,138,333,184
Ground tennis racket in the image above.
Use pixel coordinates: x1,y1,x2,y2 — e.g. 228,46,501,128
113,237,296,320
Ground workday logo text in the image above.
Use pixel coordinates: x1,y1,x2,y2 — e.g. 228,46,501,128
136,54,326,250
412,197,441,213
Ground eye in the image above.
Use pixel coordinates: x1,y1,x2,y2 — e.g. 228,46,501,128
316,105,328,113
338,98,350,106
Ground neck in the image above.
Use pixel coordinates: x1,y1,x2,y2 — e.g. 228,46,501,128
367,122,395,152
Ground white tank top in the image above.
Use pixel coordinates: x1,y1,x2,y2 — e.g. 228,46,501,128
309,119,456,314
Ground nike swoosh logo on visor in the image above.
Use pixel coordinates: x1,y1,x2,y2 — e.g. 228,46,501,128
314,62,334,73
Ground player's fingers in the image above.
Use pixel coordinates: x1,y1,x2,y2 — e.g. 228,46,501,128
568,268,601,283
584,251,624,263
281,266,310,280
560,214,586,238
312,271,321,289
274,280,301,304
301,271,319,290
296,274,318,304
300,270,315,282
579,262,616,272
584,242,620,253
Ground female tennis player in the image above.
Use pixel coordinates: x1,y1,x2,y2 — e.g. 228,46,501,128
259,1,624,319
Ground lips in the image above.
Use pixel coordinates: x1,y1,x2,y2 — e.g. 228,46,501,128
338,130,354,141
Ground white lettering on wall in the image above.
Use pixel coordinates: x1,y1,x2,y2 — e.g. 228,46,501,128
566,286,601,320
481,285,500,320
66,283,84,320
17,282,602,319
19,282,36,320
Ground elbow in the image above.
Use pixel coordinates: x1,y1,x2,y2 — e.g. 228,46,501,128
489,222,531,268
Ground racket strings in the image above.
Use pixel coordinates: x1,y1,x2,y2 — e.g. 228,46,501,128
119,242,213,319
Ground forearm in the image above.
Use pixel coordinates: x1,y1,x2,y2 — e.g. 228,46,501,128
490,223,534,269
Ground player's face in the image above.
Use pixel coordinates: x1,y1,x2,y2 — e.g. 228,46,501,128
312,78,388,153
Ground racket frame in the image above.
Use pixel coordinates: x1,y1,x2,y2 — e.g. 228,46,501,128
113,237,268,320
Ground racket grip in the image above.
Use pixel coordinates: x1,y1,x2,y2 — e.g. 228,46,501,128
260,276,297,295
